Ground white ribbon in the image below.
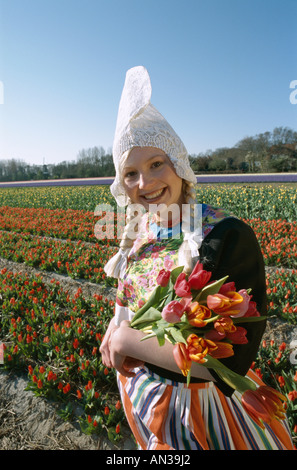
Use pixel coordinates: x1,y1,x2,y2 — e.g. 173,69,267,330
183,231,203,258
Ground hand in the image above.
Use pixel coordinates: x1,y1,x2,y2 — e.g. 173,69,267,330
99,317,118,368
108,322,144,377
123,356,145,372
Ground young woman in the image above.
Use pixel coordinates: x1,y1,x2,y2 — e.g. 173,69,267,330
100,66,294,450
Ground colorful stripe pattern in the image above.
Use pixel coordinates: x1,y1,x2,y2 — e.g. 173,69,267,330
117,367,294,450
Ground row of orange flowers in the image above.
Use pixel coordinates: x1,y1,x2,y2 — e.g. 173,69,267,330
0,205,120,245
0,206,296,269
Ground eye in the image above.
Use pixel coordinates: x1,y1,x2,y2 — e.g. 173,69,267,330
151,161,163,169
124,170,137,179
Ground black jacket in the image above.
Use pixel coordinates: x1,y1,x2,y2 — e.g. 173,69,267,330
145,217,267,396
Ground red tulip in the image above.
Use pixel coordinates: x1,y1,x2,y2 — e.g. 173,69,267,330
115,400,122,410
226,326,248,344
162,297,191,323
174,273,192,298
288,391,297,402
205,321,248,345
156,269,171,287
115,424,121,434
243,299,260,317
219,282,236,295
204,329,226,342
188,262,212,290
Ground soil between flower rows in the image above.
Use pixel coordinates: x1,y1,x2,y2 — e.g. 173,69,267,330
0,257,296,450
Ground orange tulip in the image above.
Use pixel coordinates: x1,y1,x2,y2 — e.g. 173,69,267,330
207,291,243,316
214,317,236,334
187,334,217,364
187,302,212,327
173,343,192,376
209,341,234,359
241,385,287,429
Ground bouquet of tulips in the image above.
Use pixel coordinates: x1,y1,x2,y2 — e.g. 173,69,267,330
130,261,287,429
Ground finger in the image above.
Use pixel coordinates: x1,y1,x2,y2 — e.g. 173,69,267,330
100,347,112,368
111,358,135,377
117,367,136,377
102,358,112,368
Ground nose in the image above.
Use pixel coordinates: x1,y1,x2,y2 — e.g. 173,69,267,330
137,172,155,190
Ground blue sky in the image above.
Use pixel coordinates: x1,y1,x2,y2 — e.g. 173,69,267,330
0,0,296,166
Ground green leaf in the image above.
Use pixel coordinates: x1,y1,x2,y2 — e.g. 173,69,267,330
154,318,169,327
186,369,191,387
170,265,184,284
166,327,187,345
152,324,165,346
202,355,257,394
195,275,229,303
232,316,266,324
130,286,162,324
131,306,162,327
131,281,172,327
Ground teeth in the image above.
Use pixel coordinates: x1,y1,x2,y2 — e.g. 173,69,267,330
143,189,164,200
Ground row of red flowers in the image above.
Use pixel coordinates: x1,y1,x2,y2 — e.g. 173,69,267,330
0,230,295,324
242,218,297,269
0,268,123,440
0,230,118,287
265,268,297,324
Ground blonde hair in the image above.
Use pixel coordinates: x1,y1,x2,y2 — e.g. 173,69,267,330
104,180,199,279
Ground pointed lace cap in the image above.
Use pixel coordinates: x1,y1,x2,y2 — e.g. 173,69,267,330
111,66,196,207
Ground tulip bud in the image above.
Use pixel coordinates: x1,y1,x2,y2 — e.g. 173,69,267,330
156,269,171,287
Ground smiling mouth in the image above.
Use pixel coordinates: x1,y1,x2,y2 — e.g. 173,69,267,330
141,188,166,201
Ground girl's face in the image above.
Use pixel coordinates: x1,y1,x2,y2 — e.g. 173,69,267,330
122,147,185,217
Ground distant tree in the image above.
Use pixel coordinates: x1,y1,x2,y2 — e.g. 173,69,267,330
208,156,226,172
271,126,297,145
0,128,296,182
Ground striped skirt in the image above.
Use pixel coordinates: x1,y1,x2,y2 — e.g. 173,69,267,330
117,366,294,450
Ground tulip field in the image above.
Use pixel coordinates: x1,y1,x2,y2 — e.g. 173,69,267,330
0,183,296,446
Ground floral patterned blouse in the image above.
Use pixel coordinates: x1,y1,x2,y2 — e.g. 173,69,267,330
114,204,231,323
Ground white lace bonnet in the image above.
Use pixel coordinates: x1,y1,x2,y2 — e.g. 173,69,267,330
110,66,197,207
